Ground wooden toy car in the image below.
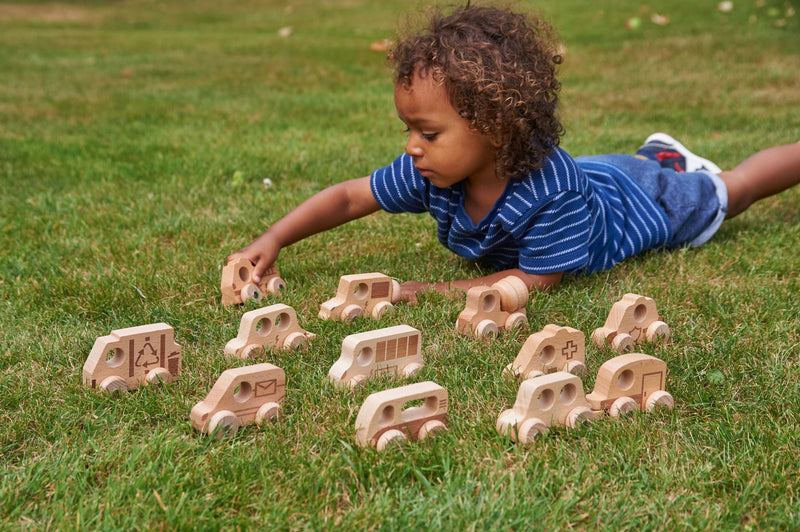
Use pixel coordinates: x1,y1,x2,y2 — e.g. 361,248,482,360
504,324,587,381
456,276,528,338
496,372,596,444
221,257,286,306
190,363,286,438
224,304,316,359
591,293,670,352
354,381,448,450
328,325,423,388
319,272,401,321
585,353,674,418
83,323,181,393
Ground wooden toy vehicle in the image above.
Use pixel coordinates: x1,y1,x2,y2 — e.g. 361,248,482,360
319,272,401,321
355,381,448,450
221,257,286,306
585,353,674,418
456,276,528,338
496,372,596,444
328,325,423,388
190,363,285,437
591,293,670,352
504,324,587,380
83,323,181,393
224,304,316,359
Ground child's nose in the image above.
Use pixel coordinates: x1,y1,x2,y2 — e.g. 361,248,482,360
405,136,424,158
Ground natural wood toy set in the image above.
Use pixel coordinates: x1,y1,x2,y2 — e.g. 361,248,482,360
83,259,673,447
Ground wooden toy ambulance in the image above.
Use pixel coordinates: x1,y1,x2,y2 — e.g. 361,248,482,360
319,272,401,321
328,325,423,388
585,353,674,417
456,276,528,338
221,257,286,306
355,381,448,450
496,372,596,444
591,293,670,353
505,324,587,381
224,304,316,359
190,363,286,438
83,323,181,393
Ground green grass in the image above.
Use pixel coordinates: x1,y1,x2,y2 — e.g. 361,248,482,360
2,0,799,528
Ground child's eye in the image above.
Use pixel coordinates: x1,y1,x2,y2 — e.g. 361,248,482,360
421,132,438,141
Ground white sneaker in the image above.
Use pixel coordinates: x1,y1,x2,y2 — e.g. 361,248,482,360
641,132,723,174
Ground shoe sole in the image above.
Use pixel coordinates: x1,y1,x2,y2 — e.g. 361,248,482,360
644,132,723,174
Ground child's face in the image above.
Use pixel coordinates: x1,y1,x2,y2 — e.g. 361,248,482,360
394,71,498,188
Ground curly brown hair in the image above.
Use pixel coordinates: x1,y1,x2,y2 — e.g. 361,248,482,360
390,3,564,179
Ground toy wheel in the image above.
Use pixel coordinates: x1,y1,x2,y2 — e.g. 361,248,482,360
402,362,423,377
504,312,527,330
100,376,128,394
255,402,281,424
517,418,548,444
523,369,544,380
348,374,368,388
609,396,638,418
376,429,407,451
283,332,309,350
590,328,607,348
240,283,263,303
208,410,240,438
502,363,520,381
241,344,265,360
566,406,594,428
475,319,498,338
342,304,363,321
566,360,587,378
611,333,634,353
495,410,520,440
646,321,671,342
417,420,446,440
146,367,172,385
371,301,393,320
266,276,286,294
646,390,674,412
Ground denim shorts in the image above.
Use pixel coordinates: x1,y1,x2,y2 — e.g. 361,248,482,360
579,154,728,247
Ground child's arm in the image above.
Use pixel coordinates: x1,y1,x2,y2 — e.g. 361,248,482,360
398,269,563,302
228,176,380,281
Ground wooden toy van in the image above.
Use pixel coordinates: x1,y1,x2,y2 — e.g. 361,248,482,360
328,325,423,388
319,272,401,321
585,353,674,417
505,324,587,381
224,304,316,359
221,257,286,306
355,381,448,450
190,363,285,437
592,293,670,352
456,279,528,338
496,372,595,444
83,323,181,393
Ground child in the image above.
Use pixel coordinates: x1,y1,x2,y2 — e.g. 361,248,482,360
229,4,800,301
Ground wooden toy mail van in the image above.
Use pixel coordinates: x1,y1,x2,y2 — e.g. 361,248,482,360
585,353,674,417
83,323,181,393
224,304,316,359
591,293,670,353
190,363,286,437
505,324,587,381
355,381,448,450
496,372,595,444
221,257,286,306
319,272,401,321
328,325,423,388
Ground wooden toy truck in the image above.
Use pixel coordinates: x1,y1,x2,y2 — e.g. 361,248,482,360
190,363,286,437
591,293,670,353
224,304,316,359
221,257,286,306
354,381,448,450
328,325,423,388
319,272,401,321
586,353,674,417
504,324,587,381
83,323,181,393
456,276,529,338
496,372,596,443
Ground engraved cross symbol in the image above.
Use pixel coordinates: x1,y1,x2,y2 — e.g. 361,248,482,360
562,340,578,360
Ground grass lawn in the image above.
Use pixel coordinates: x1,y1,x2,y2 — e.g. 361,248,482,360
1,0,799,528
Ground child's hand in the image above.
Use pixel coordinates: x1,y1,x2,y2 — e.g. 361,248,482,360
227,234,281,282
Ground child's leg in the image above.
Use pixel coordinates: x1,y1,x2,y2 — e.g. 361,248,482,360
720,143,800,219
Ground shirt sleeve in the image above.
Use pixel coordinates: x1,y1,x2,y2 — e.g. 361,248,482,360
369,153,430,214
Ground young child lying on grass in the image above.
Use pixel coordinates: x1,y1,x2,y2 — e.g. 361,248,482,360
229,4,800,301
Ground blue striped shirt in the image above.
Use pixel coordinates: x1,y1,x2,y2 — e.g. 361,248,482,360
369,148,671,275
